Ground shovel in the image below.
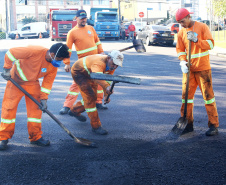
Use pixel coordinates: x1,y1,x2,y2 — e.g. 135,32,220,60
171,40,192,135
119,39,146,53
90,73,141,104
8,78,97,148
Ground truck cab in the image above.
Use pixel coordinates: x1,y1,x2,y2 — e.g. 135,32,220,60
88,8,120,40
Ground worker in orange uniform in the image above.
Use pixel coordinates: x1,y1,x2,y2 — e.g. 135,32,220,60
59,9,107,115
176,8,219,136
0,43,70,150
69,50,124,135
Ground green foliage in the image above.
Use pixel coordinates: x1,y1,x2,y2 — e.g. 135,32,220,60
0,32,6,39
213,0,226,17
22,17,37,25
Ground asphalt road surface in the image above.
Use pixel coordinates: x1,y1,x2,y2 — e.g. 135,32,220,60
0,38,225,185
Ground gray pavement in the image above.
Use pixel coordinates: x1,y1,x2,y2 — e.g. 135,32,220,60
0,38,225,185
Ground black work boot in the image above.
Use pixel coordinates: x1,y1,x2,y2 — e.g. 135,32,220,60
92,126,108,135
96,103,108,110
68,110,87,122
30,137,50,146
59,107,70,115
181,124,194,135
0,140,8,150
206,125,218,136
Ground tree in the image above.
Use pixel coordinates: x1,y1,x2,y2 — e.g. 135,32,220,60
213,0,226,17
22,17,37,25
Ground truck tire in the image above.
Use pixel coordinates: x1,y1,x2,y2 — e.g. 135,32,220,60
51,38,54,41
115,37,119,40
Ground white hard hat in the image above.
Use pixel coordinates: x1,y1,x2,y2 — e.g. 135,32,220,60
109,50,124,67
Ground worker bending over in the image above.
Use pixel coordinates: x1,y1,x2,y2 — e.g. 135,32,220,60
69,50,124,135
60,9,107,115
0,43,70,150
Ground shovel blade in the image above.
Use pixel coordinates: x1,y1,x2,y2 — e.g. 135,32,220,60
171,117,188,135
133,39,146,53
75,137,97,148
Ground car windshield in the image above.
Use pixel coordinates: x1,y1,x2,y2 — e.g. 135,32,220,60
97,13,117,22
52,14,76,21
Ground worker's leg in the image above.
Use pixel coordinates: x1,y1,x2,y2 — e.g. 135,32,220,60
24,84,43,142
180,72,198,124
63,81,80,108
196,70,219,127
0,81,23,140
96,85,104,104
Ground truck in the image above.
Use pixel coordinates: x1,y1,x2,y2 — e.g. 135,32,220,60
87,8,120,40
48,8,78,41
8,22,49,39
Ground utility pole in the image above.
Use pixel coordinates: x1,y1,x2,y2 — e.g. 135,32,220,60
5,0,8,35
118,0,121,23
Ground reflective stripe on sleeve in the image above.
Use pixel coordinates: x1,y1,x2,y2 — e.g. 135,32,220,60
204,97,215,104
85,107,97,113
68,91,79,96
6,51,17,61
77,46,97,54
81,99,84,106
96,41,101,46
83,57,90,75
15,60,28,81
7,51,28,81
1,118,16,124
68,49,72,52
182,99,194,103
177,52,187,57
27,118,42,123
41,87,51,94
106,81,112,85
207,40,214,50
97,90,103,94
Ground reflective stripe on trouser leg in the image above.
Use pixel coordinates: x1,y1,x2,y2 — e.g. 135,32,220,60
64,81,80,108
0,81,24,140
181,72,196,124
24,84,43,141
71,73,101,128
96,85,104,104
198,70,219,127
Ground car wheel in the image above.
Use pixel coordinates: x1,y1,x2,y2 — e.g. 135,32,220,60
146,36,151,46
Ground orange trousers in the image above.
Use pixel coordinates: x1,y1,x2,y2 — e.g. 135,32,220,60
181,70,219,127
0,81,43,142
63,81,104,108
71,72,101,129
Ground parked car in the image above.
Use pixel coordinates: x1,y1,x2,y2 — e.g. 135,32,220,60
132,21,147,33
167,23,181,33
8,22,49,39
198,20,222,31
137,25,174,46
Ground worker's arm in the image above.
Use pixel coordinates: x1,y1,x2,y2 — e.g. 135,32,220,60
92,27,104,54
40,68,57,100
4,47,32,69
176,31,187,61
195,24,214,50
63,30,74,72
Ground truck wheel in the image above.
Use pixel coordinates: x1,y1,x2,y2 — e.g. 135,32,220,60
115,37,119,40
51,38,54,41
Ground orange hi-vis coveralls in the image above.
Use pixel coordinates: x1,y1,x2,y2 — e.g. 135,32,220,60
176,21,219,127
63,25,104,108
0,46,57,142
70,54,114,129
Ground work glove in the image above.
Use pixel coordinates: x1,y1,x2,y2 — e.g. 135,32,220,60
187,31,198,43
180,60,188,73
40,99,47,112
1,68,11,80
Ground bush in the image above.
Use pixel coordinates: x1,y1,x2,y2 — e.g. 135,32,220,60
0,32,6,39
